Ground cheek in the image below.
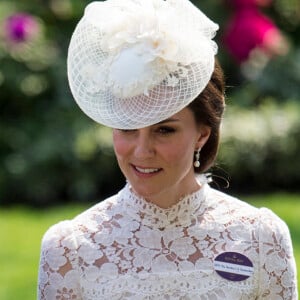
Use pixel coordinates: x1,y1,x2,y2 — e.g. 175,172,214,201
162,142,193,166
112,133,129,159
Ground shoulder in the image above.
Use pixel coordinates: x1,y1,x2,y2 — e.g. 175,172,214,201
41,219,77,252
42,191,121,247
206,186,260,220
73,191,122,227
206,186,290,231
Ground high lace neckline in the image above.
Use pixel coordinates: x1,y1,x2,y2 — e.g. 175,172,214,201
121,176,209,230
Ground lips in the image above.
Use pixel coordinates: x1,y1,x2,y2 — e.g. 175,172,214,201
132,165,162,175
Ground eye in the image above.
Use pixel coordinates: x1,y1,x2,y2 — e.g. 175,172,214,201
156,126,176,135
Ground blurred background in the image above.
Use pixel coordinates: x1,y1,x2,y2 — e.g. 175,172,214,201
0,0,299,298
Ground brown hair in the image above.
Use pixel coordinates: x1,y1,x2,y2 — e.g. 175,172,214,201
188,59,225,173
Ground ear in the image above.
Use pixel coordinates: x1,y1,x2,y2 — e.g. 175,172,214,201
195,125,211,150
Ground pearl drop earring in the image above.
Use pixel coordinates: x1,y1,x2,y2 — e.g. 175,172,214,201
194,148,201,168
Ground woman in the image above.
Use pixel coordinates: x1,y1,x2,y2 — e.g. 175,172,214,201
38,0,297,299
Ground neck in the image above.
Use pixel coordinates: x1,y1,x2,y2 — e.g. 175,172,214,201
131,179,201,209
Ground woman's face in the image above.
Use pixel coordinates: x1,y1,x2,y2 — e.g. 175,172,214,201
113,108,211,208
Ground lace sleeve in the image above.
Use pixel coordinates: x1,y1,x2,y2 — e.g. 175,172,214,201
258,208,298,299
37,220,81,300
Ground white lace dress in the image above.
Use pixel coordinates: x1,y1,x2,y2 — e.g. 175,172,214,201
38,182,298,299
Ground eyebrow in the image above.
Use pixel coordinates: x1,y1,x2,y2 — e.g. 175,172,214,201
156,118,180,125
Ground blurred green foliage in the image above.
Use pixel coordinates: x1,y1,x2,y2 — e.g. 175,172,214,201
0,0,300,206
0,0,125,206
219,100,300,193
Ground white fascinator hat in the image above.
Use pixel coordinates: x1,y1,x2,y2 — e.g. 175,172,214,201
67,0,219,129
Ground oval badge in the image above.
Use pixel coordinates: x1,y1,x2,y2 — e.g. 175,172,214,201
214,252,254,282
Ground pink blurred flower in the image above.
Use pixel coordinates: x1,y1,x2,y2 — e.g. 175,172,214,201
223,0,288,63
4,13,39,44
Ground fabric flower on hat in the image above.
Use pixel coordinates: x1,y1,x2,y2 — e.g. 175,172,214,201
83,0,218,98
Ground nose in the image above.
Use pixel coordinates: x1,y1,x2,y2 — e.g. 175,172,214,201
133,131,155,159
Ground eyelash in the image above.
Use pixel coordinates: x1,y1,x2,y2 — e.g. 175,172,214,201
156,126,176,135
117,126,176,135
118,129,135,133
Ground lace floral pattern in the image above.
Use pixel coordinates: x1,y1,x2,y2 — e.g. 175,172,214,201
38,183,298,299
